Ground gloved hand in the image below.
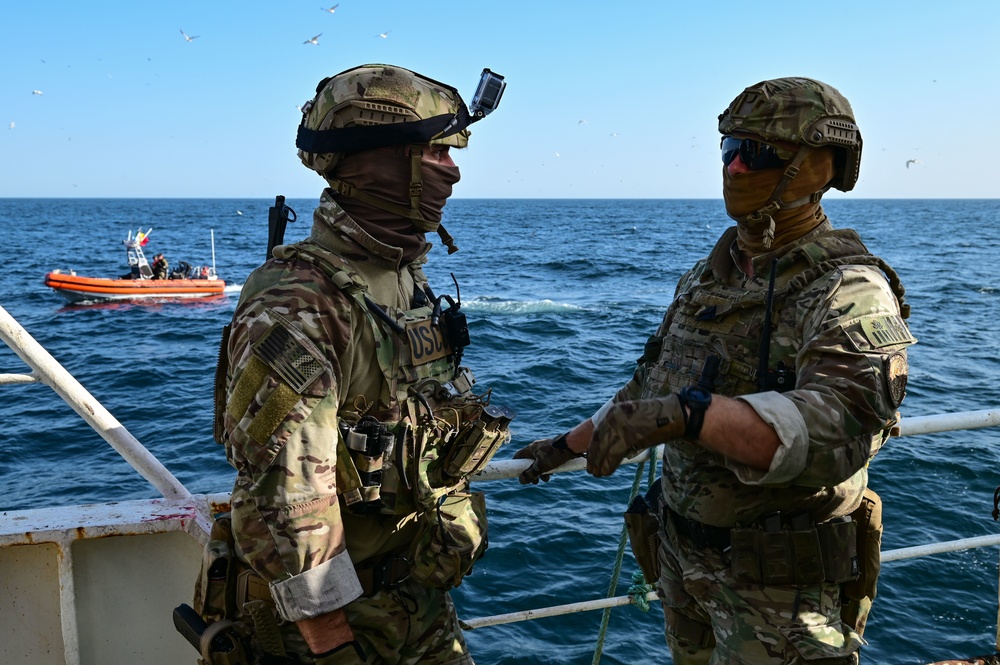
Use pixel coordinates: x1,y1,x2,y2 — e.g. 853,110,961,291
587,395,686,478
513,433,582,484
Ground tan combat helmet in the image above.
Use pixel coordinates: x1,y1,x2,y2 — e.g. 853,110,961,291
718,77,862,243
296,64,505,252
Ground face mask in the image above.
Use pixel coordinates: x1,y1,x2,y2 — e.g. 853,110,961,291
723,146,836,255
324,147,461,260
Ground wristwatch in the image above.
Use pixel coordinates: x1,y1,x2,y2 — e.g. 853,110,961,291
678,385,712,439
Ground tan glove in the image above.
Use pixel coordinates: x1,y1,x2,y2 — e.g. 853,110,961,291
513,433,583,484
587,395,686,477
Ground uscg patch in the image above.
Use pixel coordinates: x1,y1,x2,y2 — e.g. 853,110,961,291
884,351,909,408
405,318,451,365
859,314,915,349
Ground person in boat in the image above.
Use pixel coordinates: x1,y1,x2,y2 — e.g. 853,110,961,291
514,77,916,664
151,252,169,280
203,64,508,664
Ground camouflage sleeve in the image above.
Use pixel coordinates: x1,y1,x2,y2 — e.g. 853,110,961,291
223,265,363,621
729,264,914,487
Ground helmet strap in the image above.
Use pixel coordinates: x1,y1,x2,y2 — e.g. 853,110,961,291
745,146,818,250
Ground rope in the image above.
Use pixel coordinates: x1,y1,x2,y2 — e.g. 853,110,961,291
591,447,659,665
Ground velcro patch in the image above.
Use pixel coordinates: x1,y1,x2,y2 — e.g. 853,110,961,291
884,351,909,408
859,315,915,349
405,319,451,365
252,321,326,393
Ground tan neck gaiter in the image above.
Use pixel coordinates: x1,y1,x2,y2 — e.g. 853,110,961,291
723,146,836,255
325,147,460,262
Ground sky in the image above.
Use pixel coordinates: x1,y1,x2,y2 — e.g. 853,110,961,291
2,0,998,199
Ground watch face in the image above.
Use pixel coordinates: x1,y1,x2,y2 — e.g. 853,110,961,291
683,385,712,406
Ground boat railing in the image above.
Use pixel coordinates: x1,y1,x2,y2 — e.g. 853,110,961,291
4,301,1000,654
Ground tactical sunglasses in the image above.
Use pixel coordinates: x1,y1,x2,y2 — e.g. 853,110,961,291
720,136,794,170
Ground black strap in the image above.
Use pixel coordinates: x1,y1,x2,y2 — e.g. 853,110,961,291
296,105,471,154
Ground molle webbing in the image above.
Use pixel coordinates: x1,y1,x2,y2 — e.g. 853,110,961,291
783,254,910,319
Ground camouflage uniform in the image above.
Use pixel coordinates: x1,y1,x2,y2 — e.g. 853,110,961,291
218,193,492,664
610,220,913,663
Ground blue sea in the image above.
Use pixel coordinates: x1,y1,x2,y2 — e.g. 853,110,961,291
2,197,999,664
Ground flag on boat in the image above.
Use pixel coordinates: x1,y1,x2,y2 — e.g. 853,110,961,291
136,230,150,246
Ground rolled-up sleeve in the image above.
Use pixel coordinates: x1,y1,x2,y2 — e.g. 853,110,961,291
727,265,914,488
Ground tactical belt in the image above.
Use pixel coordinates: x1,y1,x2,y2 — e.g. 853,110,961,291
355,555,412,597
665,507,732,552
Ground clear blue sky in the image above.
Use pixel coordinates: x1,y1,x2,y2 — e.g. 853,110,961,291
3,1,997,199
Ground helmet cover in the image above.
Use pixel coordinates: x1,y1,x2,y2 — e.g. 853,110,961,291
298,64,470,174
718,77,862,191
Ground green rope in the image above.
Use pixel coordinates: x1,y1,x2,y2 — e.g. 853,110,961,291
591,447,660,665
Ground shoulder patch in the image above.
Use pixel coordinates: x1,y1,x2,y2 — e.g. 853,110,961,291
859,314,915,349
884,351,909,408
252,320,327,394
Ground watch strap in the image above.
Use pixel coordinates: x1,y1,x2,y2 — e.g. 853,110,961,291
678,386,711,439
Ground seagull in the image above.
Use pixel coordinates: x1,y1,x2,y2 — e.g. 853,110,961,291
180,29,199,42
32,90,43,95
304,33,322,45
376,30,391,38
321,4,339,12
236,210,243,216
8,122,13,130
906,159,921,169
578,119,588,125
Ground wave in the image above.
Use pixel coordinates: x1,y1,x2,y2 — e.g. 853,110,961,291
462,296,585,315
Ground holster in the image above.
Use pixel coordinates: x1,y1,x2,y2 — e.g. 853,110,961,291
624,482,663,585
840,487,883,636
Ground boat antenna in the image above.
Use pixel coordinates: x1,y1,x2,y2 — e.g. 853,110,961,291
211,229,217,276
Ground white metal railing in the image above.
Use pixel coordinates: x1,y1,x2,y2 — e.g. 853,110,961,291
4,301,1000,651
0,303,190,501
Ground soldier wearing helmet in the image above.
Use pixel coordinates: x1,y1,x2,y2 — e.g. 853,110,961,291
515,77,915,663
204,64,508,664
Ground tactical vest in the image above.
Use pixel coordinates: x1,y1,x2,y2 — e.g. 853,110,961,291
269,241,511,517
643,228,912,526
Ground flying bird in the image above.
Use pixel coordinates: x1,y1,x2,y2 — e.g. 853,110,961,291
304,33,322,45
321,4,339,12
8,122,13,130
180,29,199,42
578,119,588,125
376,30,391,38
32,90,43,95
236,210,243,216
906,159,921,169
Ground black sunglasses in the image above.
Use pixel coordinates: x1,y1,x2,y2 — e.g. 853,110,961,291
720,136,793,171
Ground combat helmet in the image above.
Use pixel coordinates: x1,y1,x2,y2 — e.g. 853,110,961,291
296,64,505,252
718,78,862,245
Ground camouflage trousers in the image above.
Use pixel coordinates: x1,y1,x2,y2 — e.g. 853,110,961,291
277,578,474,665
657,517,864,665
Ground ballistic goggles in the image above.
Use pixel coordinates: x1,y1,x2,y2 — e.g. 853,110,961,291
720,136,794,170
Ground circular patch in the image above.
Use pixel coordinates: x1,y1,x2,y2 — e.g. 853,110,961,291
884,351,909,408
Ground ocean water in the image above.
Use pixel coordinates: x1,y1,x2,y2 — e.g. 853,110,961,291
2,197,999,664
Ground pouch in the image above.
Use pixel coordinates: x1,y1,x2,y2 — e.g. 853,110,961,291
841,487,883,636
193,515,237,623
409,491,488,590
624,493,662,585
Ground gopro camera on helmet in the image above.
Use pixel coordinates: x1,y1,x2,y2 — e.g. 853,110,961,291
469,69,506,119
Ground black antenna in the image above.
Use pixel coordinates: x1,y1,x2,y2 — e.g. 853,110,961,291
266,195,297,261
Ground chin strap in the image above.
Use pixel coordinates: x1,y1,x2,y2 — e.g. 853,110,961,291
743,146,827,250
